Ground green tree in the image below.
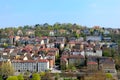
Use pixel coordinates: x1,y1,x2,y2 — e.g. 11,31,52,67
0,75,2,80
75,33,80,39
7,76,18,80
35,30,41,37
103,49,111,57
32,73,41,80
71,66,76,71
106,73,113,79
55,73,60,80
0,61,14,76
17,74,24,80
39,71,45,77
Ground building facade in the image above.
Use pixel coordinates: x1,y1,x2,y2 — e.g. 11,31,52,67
11,59,49,72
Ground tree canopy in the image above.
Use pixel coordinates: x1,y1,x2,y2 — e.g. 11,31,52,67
32,73,41,80
7,76,18,80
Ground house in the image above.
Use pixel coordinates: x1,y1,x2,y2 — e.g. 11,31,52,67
68,41,84,50
71,49,85,57
12,60,37,72
15,36,21,41
103,37,111,42
56,37,66,43
42,37,49,44
86,36,102,42
46,43,55,48
49,30,55,36
11,59,49,72
68,54,85,66
25,30,35,36
9,36,15,45
0,51,9,61
68,41,76,49
17,30,23,36
49,37,56,43
59,29,66,34
83,29,90,35
87,56,98,71
37,59,49,72
87,61,98,71
76,37,84,41
85,50,102,57
93,30,100,36
104,29,110,35
46,52,55,69
55,37,65,49
99,57,116,73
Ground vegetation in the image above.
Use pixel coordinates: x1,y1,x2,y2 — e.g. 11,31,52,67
0,23,120,79
17,74,24,80
106,73,113,80
0,61,14,76
7,76,18,80
31,73,41,80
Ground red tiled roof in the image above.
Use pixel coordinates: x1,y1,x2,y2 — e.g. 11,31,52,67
69,55,85,59
37,59,48,62
47,52,55,56
12,59,49,63
12,60,36,63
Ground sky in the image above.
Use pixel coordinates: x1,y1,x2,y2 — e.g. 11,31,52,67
0,0,120,28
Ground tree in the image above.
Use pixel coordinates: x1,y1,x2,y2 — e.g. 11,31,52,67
17,74,24,80
39,71,45,77
71,66,76,71
32,73,41,80
75,33,80,39
103,49,111,57
42,72,53,80
7,76,18,80
106,73,113,79
55,73,60,80
35,30,41,37
0,75,2,80
0,61,14,76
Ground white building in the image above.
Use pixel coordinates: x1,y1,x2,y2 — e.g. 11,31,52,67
85,49,102,57
11,59,49,72
86,36,102,41
37,59,49,72
12,60,37,72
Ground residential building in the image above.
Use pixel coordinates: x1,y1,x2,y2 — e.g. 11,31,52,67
11,59,49,72
86,36,102,42
12,60,37,72
37,59,49,72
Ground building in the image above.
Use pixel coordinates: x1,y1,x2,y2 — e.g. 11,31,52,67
11,59,49,72
12,60,37,72
86,36,102,42
87,61,98,71
37,59,49,72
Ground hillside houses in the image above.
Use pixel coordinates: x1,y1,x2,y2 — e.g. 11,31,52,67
0,25,119,79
